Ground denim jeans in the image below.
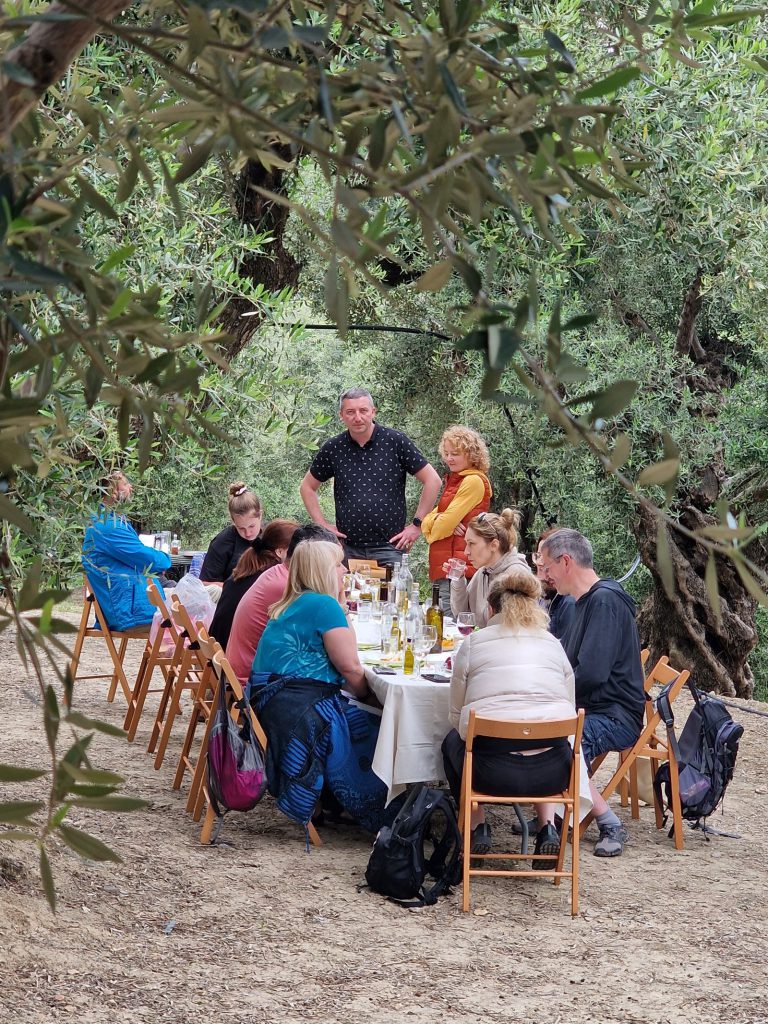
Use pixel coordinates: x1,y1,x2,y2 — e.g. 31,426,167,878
581,713,640,769
343,542,403,569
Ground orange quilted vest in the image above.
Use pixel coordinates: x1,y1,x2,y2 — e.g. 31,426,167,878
428,471,492,581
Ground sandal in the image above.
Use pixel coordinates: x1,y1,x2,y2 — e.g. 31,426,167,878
533,823,560,871
470,822,492,855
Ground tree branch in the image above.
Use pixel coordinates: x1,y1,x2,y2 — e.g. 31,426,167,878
0,0,128,142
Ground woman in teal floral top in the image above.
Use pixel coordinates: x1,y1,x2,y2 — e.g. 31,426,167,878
254,540,369,692
251,540,388,831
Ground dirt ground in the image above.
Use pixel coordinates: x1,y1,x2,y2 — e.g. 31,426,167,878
1,621,767,1024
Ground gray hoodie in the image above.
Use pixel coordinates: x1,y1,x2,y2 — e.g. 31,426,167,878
449,549,531,628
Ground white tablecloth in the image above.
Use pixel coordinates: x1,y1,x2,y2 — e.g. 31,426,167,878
367,668,452,805
355,623,592,822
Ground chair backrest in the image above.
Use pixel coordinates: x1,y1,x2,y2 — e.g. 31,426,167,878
644,655,689,693
466,710,584,756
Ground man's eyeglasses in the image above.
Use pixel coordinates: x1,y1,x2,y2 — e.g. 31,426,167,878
532,552,562,574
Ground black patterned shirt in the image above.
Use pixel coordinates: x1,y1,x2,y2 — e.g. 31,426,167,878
308,424,428,546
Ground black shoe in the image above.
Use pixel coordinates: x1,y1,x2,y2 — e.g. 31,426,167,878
533,823,560,871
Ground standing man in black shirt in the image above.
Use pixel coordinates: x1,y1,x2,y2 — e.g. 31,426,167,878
538,527,645,859
299,388,442,568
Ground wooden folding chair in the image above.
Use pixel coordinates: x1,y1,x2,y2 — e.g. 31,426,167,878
579,656,690,849
147,595,205,770
460,710,584,917
123,585,185,741
195,643,323,848
69,580,151,706
348,558,387,580
171,619,219,800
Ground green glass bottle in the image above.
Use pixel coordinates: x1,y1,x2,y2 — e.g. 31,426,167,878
425,583,444,654
403,640,415,675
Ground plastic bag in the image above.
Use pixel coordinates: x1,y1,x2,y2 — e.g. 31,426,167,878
174,573,216,631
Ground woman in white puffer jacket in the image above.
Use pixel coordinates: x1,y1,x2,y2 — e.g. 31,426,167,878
442,567,576,865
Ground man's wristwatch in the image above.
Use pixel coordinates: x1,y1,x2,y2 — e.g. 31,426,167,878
412,517,422,528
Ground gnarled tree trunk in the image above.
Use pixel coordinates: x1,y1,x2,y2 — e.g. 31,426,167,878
634,502,756,697
217,152,301,361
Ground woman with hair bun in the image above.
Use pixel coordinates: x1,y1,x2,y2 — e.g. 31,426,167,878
421,425,492,613
200,481,263,586
448,507,530,628
442,566,577,864
209,518,299,649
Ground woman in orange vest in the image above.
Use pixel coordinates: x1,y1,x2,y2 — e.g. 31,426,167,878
421,425,492,613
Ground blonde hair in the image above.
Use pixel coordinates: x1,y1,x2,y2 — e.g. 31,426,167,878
228,481,261,519
487,568,548,630
466,507,521,554
438,425,490,474
269,540,342,619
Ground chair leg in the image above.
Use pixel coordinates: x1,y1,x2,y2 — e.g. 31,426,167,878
667,749,685,851
571,803,579,918
200,801,217,845
69,599,90,681
124,650,156,740
628,761,640,820
105,635,131,704
153,670,190,770
147,665,180,755
173,704,202,791
461,790,473,914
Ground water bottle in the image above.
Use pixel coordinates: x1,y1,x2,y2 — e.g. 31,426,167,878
189,552,205,578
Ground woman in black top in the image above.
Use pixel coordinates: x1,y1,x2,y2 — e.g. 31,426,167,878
200,481,263,586
208,518,299,649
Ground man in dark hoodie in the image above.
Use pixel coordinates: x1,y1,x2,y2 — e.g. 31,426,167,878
538,528,645,858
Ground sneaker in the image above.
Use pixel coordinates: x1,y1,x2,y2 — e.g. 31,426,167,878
593,823,629,858
533,823,560,871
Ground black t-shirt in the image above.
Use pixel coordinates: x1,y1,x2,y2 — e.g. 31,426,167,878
208,569,267,650
200,525,251,583
308,423,428,546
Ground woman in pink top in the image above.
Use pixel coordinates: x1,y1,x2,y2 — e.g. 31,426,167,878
226,523,342,682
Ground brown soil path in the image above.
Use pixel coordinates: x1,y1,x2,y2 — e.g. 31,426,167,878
1,626,766,1024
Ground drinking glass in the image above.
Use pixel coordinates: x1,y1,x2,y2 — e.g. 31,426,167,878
447,558,467,581
456,612,476,637
414,626,437,676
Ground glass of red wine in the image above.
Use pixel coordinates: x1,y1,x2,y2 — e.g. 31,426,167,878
456,612,475,637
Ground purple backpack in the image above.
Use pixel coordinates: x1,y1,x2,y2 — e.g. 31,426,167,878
207,681,267,839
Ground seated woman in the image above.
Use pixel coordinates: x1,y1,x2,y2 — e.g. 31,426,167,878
249,540,388,833
442,567,577,866
200,481,262,588
421,425,492,614
209,518,299,650
448,508,530,628
82,471,171,631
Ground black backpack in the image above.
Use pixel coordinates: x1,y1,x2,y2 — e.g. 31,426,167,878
654,680,743,832
364,784,461,907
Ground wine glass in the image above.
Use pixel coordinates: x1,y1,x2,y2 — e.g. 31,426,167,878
456,612,476,637
414,626,437,676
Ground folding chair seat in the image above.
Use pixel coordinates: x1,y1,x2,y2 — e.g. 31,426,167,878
460,709,584,917
194,640,323,848
123,584,185,741
147,595,205,770
69,580,151,707
579,656,690,849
